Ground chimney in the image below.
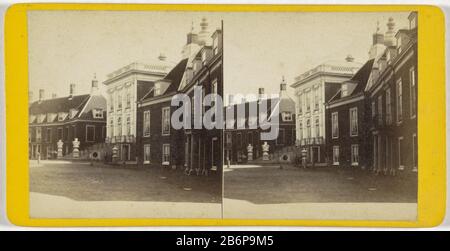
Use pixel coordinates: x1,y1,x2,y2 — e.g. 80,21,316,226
258,88,265,100
91,74,99,94
279,76,288,99
52,93,57,99
29,91,33,104
38,89,45,103
69,83,76,99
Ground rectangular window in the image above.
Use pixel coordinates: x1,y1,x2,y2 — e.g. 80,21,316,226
86,125,95,142
143,111,150,137
226,132,232,145
143,144,151,164
298,94,303,115
314,87,319,110
117,93,122,110
298,121,303,140
412,134,417,172
398,137,404,170
410,67,416,118
315,118,320,138
126,116,131,136
305,90,311,112
276,128,285,145
351,144,359,166
386,88,392,125
331,112,339,139
126,91,131,108
162,144,170,165
109,94,114,111
333,146,339,165
282,112,292,122
117,117,122,137
397,79,403,123
93,109,103,119
46,128,52,142
162,107,170,135
349,107,358,136
57,128,63,140
378,95,383,125
36,127,42,142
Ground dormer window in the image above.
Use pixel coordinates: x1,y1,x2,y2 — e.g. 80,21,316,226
282,112,293,122
341,83,348,97
409,16,417,30
47,113,56,123
213,36,219,55
397,36,402,54
37,114,46,123
154,84,161,96
201,51,207,65
29,115,36,123
93,109,104,119
69,109,78,119
58,112,66,121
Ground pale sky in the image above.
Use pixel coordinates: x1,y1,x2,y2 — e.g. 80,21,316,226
28,11,222,99
223,11,410,101
28,11,410,101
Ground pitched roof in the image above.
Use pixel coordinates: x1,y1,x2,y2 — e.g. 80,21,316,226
141,58,188,101
29,94,90,115
328,59,374,103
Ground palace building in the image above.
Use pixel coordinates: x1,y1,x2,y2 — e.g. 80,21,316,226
29,78,107,159
291,57,362,165
103,55,173,164
136,19,223,177
224,79,296,164
325,13,418,175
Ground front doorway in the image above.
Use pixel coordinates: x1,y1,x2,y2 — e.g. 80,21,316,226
311,146,320,164
211,137,219,171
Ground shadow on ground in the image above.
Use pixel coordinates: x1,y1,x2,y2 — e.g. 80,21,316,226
224,165,417,204
30,161,221,203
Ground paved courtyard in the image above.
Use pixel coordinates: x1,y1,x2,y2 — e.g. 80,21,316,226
30,160,221,203
224,164,418,204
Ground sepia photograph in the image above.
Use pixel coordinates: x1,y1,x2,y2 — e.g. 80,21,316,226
222,11,418,220
27,10,223,218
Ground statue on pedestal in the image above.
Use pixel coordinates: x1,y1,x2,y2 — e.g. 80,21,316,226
57,139,63,159
72,138,80,158
112,145,119,163
247,144,253,161
262,141,270,161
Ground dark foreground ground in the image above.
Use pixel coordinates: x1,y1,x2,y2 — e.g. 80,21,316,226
30,161,221,203
224,165,417,204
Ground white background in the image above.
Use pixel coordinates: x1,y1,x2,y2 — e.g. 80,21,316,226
0,0,448,231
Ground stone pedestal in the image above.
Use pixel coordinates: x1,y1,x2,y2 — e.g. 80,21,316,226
57,140,63,159
112,145,119,163
247,144,253,161
262,141,270,161
72,138,80,158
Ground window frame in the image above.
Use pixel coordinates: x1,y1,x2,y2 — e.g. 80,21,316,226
161,107,171,136
86,125,96,142
162,144,170,165
332,146,340,165
143,110,151,137
349,107,358,137
396,78,403,124
409,67,417,119
143,144,151,164
331,112,339,139
351,144,359,166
